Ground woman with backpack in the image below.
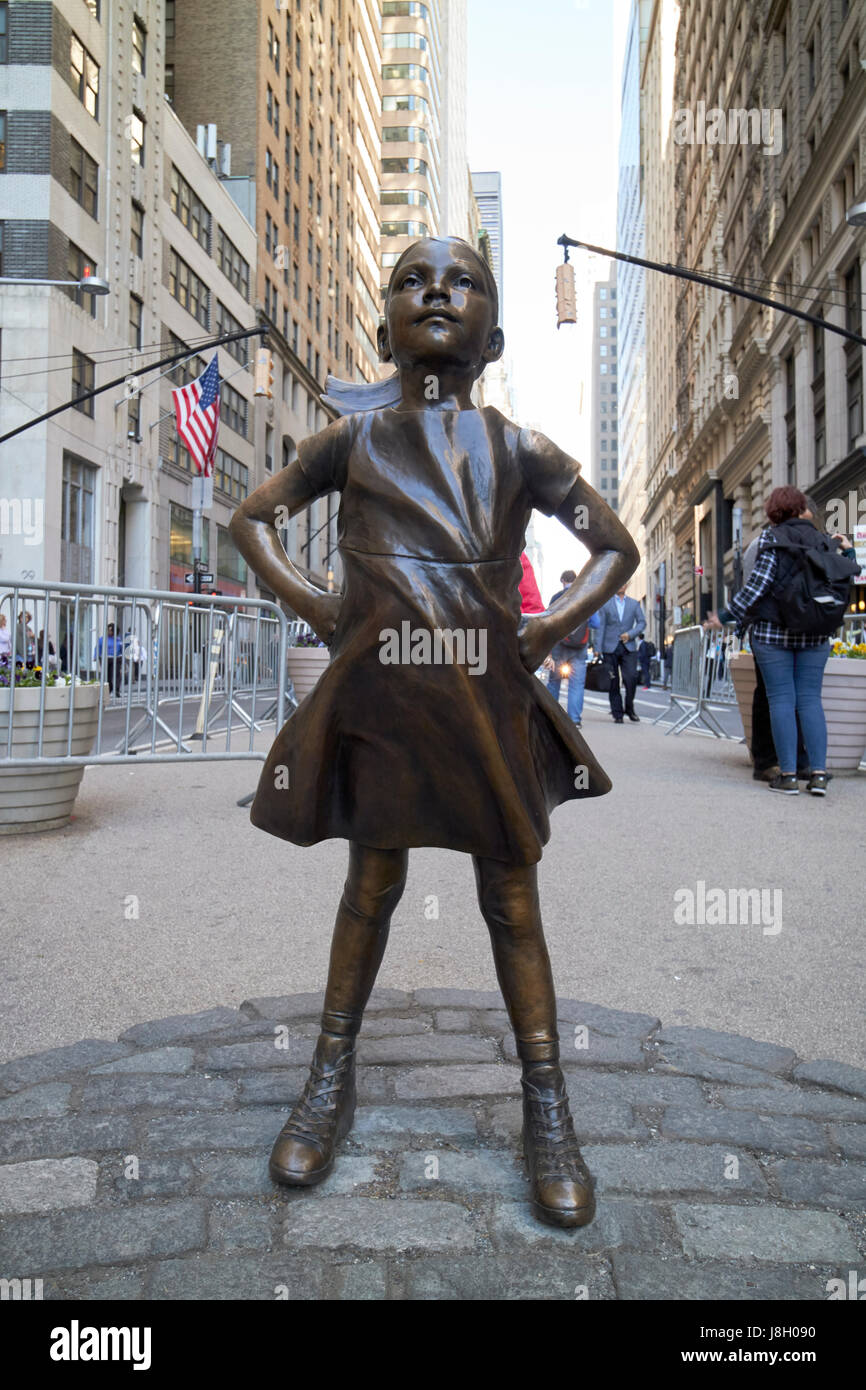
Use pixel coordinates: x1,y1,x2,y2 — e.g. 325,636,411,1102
706,486,858,797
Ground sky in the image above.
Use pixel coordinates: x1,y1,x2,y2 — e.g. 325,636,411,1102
467,0,630,597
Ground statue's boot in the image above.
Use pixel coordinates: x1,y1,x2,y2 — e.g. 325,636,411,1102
269,1034,356,1186
522,1063,596,1228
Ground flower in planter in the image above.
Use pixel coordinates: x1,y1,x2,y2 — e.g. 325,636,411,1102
0,662,99,688
291,631,327,648
831,641,866,660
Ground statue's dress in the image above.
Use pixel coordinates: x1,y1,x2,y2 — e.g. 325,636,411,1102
251,405,611,865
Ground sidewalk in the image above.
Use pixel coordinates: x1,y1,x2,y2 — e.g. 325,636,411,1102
0,990,863,1299
2,699,863,1067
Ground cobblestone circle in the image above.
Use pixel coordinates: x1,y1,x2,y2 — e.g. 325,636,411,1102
0,990,864,1300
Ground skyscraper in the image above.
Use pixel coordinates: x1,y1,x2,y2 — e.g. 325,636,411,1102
379,0,445,291
590,269,619,512
616,0,650,607
167,0,384,586
470,169,503,315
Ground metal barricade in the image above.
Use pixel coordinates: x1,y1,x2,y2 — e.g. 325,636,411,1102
652,625,736,738
0,578,288,766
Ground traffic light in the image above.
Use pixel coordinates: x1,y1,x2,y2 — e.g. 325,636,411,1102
254,347,274,397
555,262,577,328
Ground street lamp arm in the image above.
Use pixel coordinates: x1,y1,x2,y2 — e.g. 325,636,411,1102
0,275,110,294
0,326,266,446
557,235,866,349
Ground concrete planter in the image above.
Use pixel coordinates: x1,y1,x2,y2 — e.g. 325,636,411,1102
0,682,107,834
286,646,330,702
729,653,866,773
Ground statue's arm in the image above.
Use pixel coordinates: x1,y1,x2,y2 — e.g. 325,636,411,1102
229,419,350,639
519,472,639,672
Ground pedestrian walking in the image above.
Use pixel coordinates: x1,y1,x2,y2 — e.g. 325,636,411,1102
0,615,11,665
706,486,859,796
637,634,655,689
229,235,639,1229
124,628,142,687
663,640,673,688
16,611,36,667
36,630,58,671
95,622,123,695
596,586,646,722
543,569,600,726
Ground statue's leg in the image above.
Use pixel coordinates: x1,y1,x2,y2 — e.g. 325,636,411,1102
473,855,595,1228
269,842,408,1186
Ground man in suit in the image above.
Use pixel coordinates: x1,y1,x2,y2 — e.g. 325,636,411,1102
597,586,646,723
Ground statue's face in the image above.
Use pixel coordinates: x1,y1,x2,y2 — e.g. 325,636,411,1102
382,240,500,373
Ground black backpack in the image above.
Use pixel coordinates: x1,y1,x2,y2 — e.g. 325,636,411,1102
560,621,590,651
761,525,860,636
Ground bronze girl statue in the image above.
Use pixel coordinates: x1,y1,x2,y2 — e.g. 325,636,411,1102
230,237,638,1228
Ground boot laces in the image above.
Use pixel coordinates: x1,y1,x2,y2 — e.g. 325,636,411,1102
524,1088,591,1182
279,1052,354,1144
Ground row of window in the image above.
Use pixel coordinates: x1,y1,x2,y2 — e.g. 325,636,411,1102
170,503,248,582
170,165,210,252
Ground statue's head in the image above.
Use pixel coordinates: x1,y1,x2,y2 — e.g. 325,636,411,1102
378,237,504,382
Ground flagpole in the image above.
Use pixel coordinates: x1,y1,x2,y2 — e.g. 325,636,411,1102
192,507,203,596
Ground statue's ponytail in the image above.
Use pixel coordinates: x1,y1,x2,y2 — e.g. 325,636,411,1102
321,372,401,417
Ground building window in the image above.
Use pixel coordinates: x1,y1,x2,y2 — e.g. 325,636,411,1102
383,2,430,15
217,524,248,583
127,392,140,440
845,260,863,449
382,125,428,145
222,382,248,438
784,350,796,482
170,502,210,566
214,452,249,502
72,349,95,416
383,32,428,51
380,220,429,238
166,331,206,387
131,18,146,76
61,454,96,584
69,138,98,217
66,243,99,317
170,166,210,249
0,5,8,64
381,189,428,207
216,301,246,364
129,292,142,348
383,94,429,115
129,110,145,165
381,156,428,177
216,228,250,301
168,247,209,327
0,110,7,173
70,35,100,119
130,200,143,257
164,64,174,102
165,0,174,39
382,63,428,82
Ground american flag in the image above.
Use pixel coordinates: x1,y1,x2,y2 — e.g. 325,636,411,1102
171,354,220,476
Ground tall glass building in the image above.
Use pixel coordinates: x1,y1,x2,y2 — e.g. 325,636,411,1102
616,0,650,597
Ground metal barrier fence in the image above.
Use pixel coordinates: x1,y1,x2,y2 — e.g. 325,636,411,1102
0,579,290,765
652,625,740,738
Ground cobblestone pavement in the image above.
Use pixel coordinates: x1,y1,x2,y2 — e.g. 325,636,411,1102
0,990,864,1301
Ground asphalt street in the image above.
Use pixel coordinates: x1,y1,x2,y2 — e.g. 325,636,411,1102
3,682,863,1067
